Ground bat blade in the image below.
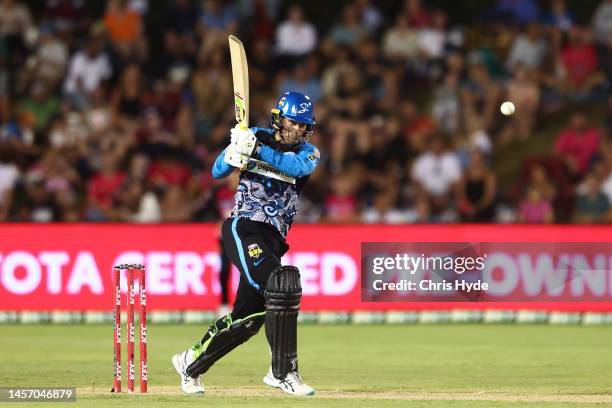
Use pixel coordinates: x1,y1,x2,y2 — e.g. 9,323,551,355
228,35,249,129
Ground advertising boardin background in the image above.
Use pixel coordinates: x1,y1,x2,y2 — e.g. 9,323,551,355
1,224,611,312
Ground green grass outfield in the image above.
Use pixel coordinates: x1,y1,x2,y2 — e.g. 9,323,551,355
0,324,611,407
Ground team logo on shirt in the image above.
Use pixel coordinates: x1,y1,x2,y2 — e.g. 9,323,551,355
248,243,263,258
308,148,320,161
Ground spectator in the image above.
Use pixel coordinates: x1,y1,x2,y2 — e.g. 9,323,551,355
278,59,323,103
136,107,175,147
148,155,191,190
192,48,233,125
243,0,278,42
431,72,460,134
0,150,19,220
558,26,606,96
355,0,383,35
21,173,57,222
103,0,146,60
112,177,156,222
575,174,611,223
554,112,602,177
526,164,557,202
161,184,193,222
400,99,437,153
86,151,126,221
324,169,360,223
63,34,112,109
357,38,391,107
361,187,408,224
17,82,61,133
146,30,196,81
404,0,431,28
518,186,554,223
20,24,68,90
328,4,367,48
0,0,33,51
127,0,148,16
411,135,462,215
455,114,492,168
382,15,419,61
358,116,405,210
198,0,238,56
111,63,145,121
495,0,539,25
506,23,547,70
199,0,237,32
499,64,541,142
461,61,502,130
591,0,612,47
541,0,573,32
164,0,200,36
417,10,449,62
327,66,371,166
456,150,497,222
43,0,87,37
274,4,316,58
248,37,275,93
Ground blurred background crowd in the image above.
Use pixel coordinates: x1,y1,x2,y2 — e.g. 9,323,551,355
0,0,611,224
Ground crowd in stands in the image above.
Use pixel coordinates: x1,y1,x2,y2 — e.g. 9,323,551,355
0,0,610,224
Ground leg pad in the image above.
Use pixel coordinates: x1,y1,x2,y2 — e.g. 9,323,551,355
265,266,302,379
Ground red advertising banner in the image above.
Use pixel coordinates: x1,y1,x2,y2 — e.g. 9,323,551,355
361,242,612,302
1,223,612,312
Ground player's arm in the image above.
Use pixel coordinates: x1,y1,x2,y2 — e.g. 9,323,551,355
256,143,320,178
212,148,234,179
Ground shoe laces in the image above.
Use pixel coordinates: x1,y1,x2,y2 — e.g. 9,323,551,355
192,376,203,387
184,374,202,387
286,371,304,385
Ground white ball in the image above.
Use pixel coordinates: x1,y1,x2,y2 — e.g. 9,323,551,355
500,101,515,116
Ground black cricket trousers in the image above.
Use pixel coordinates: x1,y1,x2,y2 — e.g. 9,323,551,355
220,217,290,319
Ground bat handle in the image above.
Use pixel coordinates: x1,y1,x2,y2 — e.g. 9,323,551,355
238,122,249,170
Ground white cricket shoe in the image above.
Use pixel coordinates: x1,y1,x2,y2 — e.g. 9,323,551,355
172,350,205,394
263,366,315,396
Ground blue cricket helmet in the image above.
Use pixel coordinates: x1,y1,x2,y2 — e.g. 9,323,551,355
273,91,316,125
270,92,316,144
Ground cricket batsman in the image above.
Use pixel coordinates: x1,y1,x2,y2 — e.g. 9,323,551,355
172,91,319,396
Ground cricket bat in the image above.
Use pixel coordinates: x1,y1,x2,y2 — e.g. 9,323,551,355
228,35,249,130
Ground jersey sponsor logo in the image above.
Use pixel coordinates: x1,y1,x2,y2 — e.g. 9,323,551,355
244,158,296,184
248,243,263,259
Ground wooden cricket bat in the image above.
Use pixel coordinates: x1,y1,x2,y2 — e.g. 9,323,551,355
228,35,249,130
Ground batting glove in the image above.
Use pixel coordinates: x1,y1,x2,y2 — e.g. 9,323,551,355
223,142,250,170
230,125,259,157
